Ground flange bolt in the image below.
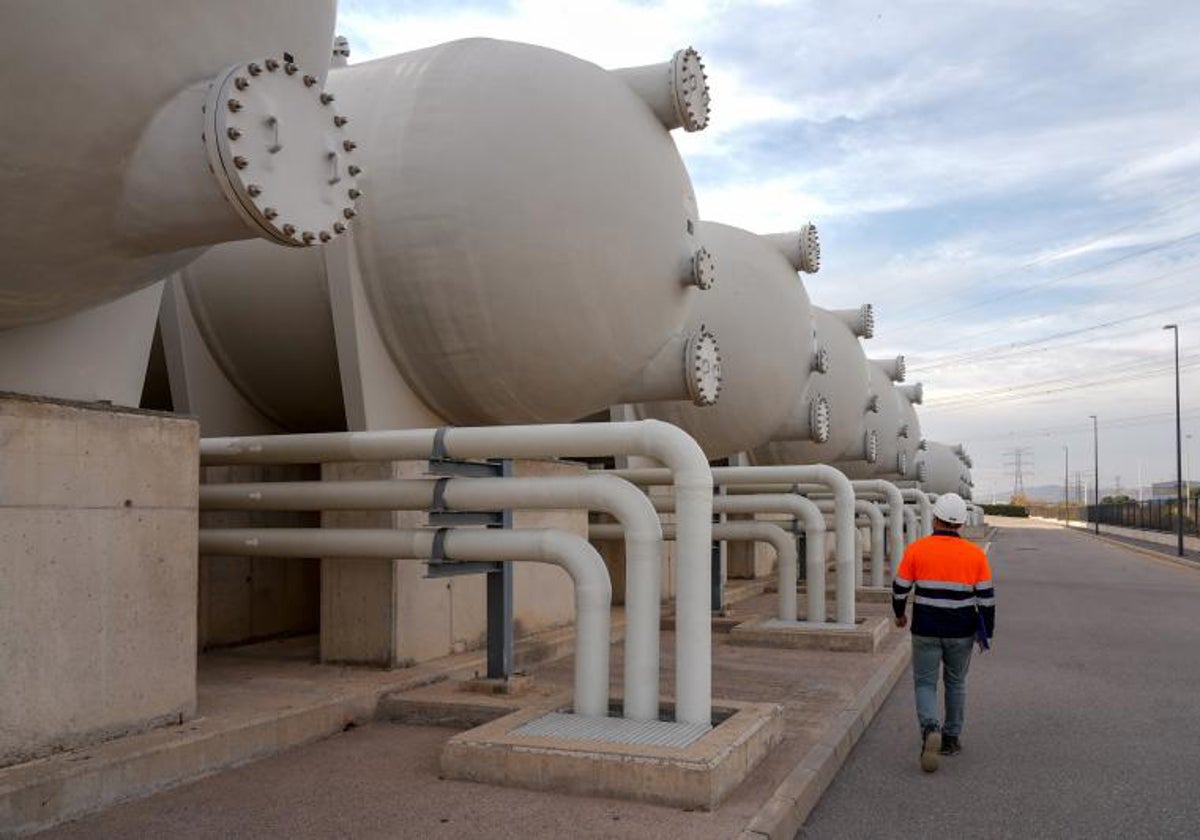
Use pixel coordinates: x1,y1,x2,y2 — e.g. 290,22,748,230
348,165,361,176
282,223,297,236
227,98,242,112
333,222,346,233
303,74,317,87
348,188,361,200
343,140,357,152
234,76,249,91
247,184,262,197
320,92,335,105
248,62,262,76
343,208,357,219
264,207,279,220
334,115,349,127
227,127,242,140
233,156,248,169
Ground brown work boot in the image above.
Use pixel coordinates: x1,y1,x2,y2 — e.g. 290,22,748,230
920,725,941,773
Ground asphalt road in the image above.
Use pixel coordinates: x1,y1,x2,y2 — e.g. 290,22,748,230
799,518,1200,840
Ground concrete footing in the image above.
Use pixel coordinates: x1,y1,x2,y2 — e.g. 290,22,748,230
440,697,784,810
727,615,892,653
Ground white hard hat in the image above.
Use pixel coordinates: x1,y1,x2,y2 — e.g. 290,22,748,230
932,493,968,526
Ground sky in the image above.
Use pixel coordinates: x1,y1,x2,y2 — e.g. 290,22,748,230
335,0,1200,501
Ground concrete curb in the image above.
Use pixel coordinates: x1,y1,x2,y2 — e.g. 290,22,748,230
1075,530,1200,573
736,635,912,840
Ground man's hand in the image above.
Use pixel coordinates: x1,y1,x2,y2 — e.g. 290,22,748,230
894,614,908,629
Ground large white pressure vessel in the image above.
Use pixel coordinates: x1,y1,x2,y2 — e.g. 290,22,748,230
919,441,974,497
634,222,819,459
180,39,717,429
835,358,906,479
752,304,873,467
891,383,924,481
0,1,353,330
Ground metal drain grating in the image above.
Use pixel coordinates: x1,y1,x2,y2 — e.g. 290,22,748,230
510,713,711,748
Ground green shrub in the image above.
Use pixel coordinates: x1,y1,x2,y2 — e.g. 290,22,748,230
981,503,1029,518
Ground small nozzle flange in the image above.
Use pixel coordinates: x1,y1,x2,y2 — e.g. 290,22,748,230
810,394,832,443
690,246,717,290
897,451,909,477
865,430,879,464
917,461,929,483
812,345,830,374
670,46,711,132
685,326,723,406
763,222,820,274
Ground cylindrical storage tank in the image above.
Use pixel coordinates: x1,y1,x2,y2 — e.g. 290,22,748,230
0,1,355,329
633,222,819,459
890,382,923,482
834,359,905,479
182,39,717,428
919,441,971,495
752,304,874,467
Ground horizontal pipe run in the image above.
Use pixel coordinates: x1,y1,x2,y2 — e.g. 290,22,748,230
201,419,713,726
813,499,885,587
200,474,664,722
590,520,797,616
611,465,857,625
649,493,825,623
199,527,611,718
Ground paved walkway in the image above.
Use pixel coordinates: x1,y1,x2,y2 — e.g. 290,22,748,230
799,517,1200,839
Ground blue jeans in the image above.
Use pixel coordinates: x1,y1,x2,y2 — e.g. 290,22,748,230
912,634,975,737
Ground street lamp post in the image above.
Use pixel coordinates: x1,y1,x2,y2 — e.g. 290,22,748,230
1089,414,1099,535
1164,324,1184,556
1064,444,1069,526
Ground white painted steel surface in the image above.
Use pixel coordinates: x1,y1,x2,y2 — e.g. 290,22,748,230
0,0,340,329
635,221,815,458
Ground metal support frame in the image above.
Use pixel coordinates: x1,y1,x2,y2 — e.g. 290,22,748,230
426,456,514,679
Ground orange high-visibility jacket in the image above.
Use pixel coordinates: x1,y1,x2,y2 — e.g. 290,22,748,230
893,530,995,638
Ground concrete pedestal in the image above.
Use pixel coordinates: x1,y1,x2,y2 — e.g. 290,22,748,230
0,394,198,768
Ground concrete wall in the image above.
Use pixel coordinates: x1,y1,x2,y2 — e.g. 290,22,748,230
199,465,320,649
320,458,582,668
0,394,198,768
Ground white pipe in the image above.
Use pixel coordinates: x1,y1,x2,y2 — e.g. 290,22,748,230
199,527,611,718
200,419,714,726
902,507,918,543
648,494,825,623
847,480,905,580
590,520,797,615
901,488,933,537
710,478,904,580
200,473,664,721
610,464,857,625
813,500,885,587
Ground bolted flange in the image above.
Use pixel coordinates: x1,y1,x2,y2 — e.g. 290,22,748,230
684,326,722,406
898,422,909,439
917,461,930,483
897,451,909,476
858,303,875,339
812,345,830,374
810,394,832,443
865,430,879,464
798,222,820,273
203,54,361,247
670,46,711,132
867,393,880,414
690,246,716,290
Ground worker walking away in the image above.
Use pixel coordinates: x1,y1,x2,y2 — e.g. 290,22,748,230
892,493,994,773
